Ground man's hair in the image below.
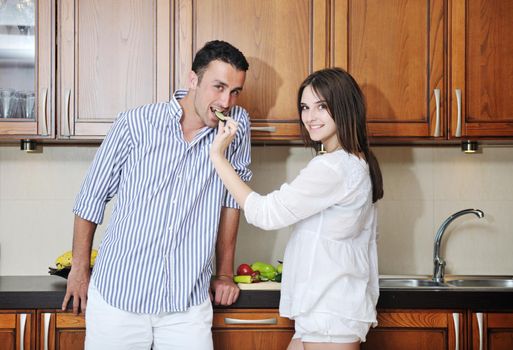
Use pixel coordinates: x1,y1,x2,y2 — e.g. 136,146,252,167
192,40,249,81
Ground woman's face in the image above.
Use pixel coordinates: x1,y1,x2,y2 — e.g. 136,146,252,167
300,85,339,152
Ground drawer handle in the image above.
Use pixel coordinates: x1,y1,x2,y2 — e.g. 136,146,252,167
224,317,277,325
433,88,441,137
64,89,71,136
452,313,459,350
250,126,276,133
476,313,483,350
455,89,462,137
40,88,48,136
43,313,51,350
19,313,27,350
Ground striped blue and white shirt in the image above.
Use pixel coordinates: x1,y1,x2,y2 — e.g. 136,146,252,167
73,90,252,314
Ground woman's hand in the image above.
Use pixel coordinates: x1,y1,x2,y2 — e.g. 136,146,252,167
210,118,239,159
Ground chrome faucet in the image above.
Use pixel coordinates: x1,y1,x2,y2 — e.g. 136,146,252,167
433,209,484,283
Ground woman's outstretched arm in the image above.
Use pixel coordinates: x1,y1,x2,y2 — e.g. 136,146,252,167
210,118,253,209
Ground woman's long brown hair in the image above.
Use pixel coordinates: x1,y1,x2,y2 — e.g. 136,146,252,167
298,67,384,203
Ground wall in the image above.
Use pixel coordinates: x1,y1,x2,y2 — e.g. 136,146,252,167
1,144,512,276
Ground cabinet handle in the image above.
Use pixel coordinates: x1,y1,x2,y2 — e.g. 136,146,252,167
250,126,276,133
476,312,484,350
43,313,51,350
455,89,462,137
434,89,441,137
452,313,459,350
63,89,71,136
40,88,48,136
19,313,27,350
224,317,277,325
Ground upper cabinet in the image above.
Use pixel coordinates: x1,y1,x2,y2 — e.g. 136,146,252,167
57,0,171,139
174,0,331,141
449,0,513,139
1,0,513,143
334,0,513,141
333,0,445,139
0,0,54,139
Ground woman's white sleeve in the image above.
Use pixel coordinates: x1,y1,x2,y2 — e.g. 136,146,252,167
243,158,347,230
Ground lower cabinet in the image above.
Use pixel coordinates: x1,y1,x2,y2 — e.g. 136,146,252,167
470,312,513,350
362,310,465,350
0,310,35,350
2,308,512,349
212,309,294,350
38,312,85,350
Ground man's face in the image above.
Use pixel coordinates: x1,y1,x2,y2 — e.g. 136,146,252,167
189,60,246,128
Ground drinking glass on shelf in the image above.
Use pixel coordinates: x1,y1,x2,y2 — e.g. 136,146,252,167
8,91,27,118
25,91,35,119
0,89,15,118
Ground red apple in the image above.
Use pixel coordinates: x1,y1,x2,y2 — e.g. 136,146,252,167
237,263,254,276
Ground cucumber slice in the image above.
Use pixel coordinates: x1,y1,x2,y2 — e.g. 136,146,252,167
215,110,227,121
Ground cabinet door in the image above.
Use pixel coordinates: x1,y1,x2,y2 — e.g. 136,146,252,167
362,310,464,350
333,0,445,139
57,0,171,139
174,0,331,141
0,0,54,139
39,312,85,350
450,0,513,138
471,313,513,350
212,309,294,350
0,311,34,350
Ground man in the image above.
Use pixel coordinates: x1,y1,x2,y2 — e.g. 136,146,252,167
62,40,251,349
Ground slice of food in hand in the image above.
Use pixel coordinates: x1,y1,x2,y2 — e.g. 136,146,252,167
214,110,227,121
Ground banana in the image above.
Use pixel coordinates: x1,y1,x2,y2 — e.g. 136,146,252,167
55,249,98,270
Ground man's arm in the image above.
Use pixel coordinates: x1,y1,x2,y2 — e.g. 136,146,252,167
62,215,97,315
210,207,240,306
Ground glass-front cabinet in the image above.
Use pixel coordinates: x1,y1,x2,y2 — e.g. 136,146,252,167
0,0,54,138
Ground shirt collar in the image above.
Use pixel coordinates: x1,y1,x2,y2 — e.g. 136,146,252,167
168,89,188,120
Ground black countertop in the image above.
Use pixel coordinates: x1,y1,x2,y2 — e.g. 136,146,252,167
1,276,513,311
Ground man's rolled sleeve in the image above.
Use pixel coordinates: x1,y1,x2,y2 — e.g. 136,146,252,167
73,113,132,224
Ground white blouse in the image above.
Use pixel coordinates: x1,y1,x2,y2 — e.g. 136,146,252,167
244,150,379,323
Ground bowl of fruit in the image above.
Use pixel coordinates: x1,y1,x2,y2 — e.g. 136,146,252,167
233,261,283,286
48,249,97,279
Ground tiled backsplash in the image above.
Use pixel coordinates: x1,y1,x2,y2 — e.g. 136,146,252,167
1,145,512,276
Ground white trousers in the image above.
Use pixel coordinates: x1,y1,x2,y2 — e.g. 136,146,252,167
85,280,213,350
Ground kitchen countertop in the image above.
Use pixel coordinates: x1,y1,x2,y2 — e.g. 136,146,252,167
1,275,513,311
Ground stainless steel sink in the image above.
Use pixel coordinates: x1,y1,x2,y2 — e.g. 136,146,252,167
379,278,447,289
379,276,513,290
445,278,513,289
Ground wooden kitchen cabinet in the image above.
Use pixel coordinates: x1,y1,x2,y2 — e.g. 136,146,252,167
56,0,172,139
449,0,513,139
469,312,513,350
362,310,465,350
331,0,513,141
38,312,85,350
332,0,445,139
212,309,294,350
174,0,333,142
0,310,35,350
0,0,55,139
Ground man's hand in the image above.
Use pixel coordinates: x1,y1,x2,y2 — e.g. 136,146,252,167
210,276,240,306
62,267,90,315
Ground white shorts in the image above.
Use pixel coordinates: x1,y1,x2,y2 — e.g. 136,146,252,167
292,312,372,344
85,280,213,350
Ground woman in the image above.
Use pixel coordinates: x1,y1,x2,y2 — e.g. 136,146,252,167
210,67,383,350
